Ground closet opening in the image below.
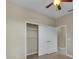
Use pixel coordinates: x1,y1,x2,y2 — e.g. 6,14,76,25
58,25,67,55
26,23,38,59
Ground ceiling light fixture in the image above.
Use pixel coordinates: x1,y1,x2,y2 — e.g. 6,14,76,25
54,0,61,6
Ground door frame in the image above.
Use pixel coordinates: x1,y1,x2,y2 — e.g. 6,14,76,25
57,25,67,56
25,21,39,59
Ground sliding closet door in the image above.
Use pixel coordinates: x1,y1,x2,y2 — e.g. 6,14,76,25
38,25,48,56
38,25,57,56
47,27,57,54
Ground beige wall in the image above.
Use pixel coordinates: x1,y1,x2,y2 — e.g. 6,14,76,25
56,13,73,56
6,1,56,59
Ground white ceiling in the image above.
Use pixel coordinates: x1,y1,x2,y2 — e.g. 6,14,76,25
7,0,73,19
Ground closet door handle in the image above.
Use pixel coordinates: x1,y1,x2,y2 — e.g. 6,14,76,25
47,41,51,42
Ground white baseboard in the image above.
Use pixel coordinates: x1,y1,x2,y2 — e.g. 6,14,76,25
67,54,73,58
27,52,37,56
58,47,66,55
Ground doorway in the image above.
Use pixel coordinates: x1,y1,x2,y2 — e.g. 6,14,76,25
26,23,38,58
58,25,67,55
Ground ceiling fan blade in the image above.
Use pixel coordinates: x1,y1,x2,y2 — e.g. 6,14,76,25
46,2,53,8
68,9,73,12
61,0,73,2
57,5,61,10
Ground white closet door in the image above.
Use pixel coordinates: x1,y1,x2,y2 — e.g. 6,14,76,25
47,27,57,54
38,25,48,56
38,25,57,56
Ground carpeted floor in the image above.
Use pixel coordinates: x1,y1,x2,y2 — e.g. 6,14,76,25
27,53,72,59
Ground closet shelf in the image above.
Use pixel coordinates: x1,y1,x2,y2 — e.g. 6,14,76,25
27,29,38,32
27,37,37,39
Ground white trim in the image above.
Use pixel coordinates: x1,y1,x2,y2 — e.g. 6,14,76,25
67,54,73,58
58,47,66,51
25,21,39,59
57,25,67,56
65,25,68,56
57,25,67,29
58,47,66,55
27,52,37,56
25,22,27,59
